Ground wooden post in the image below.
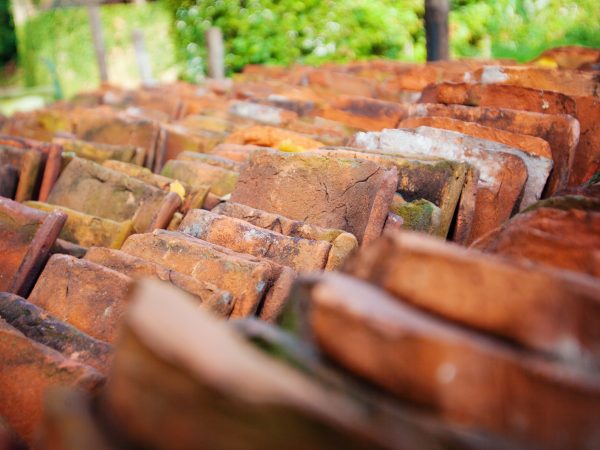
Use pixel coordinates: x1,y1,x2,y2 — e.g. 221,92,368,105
425,0,449,61
132,29,154,86
87,2,108,83
10,0,36,26
205,27,225,79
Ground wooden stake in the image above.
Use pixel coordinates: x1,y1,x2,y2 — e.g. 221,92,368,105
132,29,154,86
425,0,449,61
206,27,225,79
87,3,108,83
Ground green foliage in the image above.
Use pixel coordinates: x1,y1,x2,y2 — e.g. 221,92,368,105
170,0,600,80
168,0,425,80
451,0,600,62
17,3,177,97
0,0,17,65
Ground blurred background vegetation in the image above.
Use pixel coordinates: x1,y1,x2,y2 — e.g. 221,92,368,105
0,0,598,102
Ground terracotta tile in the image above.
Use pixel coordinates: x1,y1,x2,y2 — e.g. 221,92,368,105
0,198,66,296
40,388,115,450
0,318,103,443
102,159,209,213
405,103,579,195
0,109,74,142
175,151,242,171
397,116,552,159
410,126,552,210
101,279,394,450
161,159,238,197
0,292,112,374
349,128,528,243
304,272,600,449
28,254,133,343
0,135,64,202
84,246,235,317
208,143,272,162
53,137,142,165
344,231,600,366
25,201,133,249
230,149,398,245
228,101,298,126
464,66,599,186
225,125,324,151
47,158,180,233
154,124,225,172
0,145,42,202
420,82,577,116
471,207,600,278
73,109,159,170
314,147,468,239
180,209,331,271
212,201,358,271
533,46,600,70
120,230,275,318
318,96,407,131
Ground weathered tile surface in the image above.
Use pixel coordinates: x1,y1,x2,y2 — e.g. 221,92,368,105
0,319,103,443
344,231,600,366
231,149,398,245
180,209,331,271
28,254,133,342
349,128,528,242
84,246,235,317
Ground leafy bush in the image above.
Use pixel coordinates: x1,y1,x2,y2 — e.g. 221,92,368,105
168,0,425,80
169,0,600,80
0,0,17,65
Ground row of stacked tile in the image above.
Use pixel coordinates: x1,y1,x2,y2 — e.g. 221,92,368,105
1,46,599,449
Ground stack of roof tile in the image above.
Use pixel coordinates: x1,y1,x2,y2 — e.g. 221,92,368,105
0,45,599,449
